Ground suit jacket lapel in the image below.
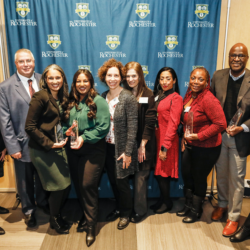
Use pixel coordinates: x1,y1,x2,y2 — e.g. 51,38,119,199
219,69,230,108
14,73,30,104
237,69,250,106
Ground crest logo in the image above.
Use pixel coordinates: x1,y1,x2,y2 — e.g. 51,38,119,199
78,65,91,72
192,65,204,70
106,35,120,50
75,3,90,19
142,65,149,78
164,36,178,50
47,35,61,49
195,4,209,19
135,4,150,19
16,2,30,17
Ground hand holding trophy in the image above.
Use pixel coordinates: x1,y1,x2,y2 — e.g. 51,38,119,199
226,108,244,136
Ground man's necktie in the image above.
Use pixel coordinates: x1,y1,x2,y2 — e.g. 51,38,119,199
28,79,35,98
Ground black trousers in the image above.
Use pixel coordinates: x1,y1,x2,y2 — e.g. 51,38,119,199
134,169,150,215
182,145,221,198
67,138,106,226
105,143,133,218
14,160,49,215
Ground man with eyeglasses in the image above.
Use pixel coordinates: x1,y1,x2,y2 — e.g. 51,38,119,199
0,49,49,228
211,43,250,239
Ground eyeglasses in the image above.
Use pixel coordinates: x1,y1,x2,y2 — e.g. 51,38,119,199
17,59,33,65
229,54,248,60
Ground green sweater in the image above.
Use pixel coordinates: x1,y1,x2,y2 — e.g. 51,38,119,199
63,95,110,144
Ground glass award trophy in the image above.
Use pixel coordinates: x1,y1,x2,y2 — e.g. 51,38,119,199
185,111,193,137
54,123,64,143
228,108,243,128
70,120,79,148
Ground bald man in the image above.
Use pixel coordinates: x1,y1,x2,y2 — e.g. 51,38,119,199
211,43,250,237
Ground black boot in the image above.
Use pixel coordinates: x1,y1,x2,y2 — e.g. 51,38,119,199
77,215,87,232
182,195,203,223
176,188,193,217
86,225,96,247
50,215,69,234
230,213,250,242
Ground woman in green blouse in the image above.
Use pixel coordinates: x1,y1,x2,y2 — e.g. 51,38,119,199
64,69,110,247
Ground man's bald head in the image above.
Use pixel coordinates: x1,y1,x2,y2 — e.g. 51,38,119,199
229,43,249,77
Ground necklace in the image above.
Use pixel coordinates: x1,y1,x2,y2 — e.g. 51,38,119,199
191,94,197,99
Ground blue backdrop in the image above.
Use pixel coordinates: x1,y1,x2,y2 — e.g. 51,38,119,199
4,0,221,197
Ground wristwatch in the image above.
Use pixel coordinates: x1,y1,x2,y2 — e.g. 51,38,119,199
161,146,167,152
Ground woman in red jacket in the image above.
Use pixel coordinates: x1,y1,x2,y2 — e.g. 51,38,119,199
176,67,227,223
152,67,183,214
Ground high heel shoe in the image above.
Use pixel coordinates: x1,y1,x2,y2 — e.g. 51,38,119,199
58,213,71,230
149,197,163,210
154,199,173,214
50,215,69,234
86,225,96,247
77,215,87,232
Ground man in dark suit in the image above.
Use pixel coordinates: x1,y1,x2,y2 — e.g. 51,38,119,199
211,43,250,237
0,49,49,228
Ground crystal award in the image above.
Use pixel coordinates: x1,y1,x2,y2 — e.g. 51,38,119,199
70,120,79,148
185,111,193,137
228,108,244,128
54,123,64,143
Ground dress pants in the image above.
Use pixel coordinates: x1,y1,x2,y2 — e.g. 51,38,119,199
105,143,133,218
67,138,106,226
215,132,247,221
134,169,150,216
182,144,221,198
14,160,48,215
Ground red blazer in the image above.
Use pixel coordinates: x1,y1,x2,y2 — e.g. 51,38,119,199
183,91,227,148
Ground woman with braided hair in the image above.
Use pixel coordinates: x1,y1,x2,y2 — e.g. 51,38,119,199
64,69,110,247
176,67,227,223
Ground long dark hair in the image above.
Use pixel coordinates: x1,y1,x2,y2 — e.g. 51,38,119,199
153,67,180,95
123,61,150,98
66,69,97,120
39,64,69,122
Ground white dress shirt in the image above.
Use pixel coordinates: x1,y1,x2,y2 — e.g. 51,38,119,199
17,71,39,97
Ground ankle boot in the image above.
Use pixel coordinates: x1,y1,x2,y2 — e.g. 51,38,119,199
154,199,173,214
50,215,69,234
230,213,250,242
86,225,96,247
150,196,163,210
182,195,203,223
176,188,193,217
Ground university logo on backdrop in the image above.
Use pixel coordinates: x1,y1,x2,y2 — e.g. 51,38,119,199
164,36,178,50
142,65,149,78
78,65,91,72
195,4,209,19
16,2,30,17
75,3,90,18
106,35,120,50
136,4,150,19
47,35,61,49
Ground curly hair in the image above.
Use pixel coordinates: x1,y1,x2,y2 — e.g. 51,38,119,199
123,61,150,98
98,58,125,83
66,69,98,120
39,64,69,122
